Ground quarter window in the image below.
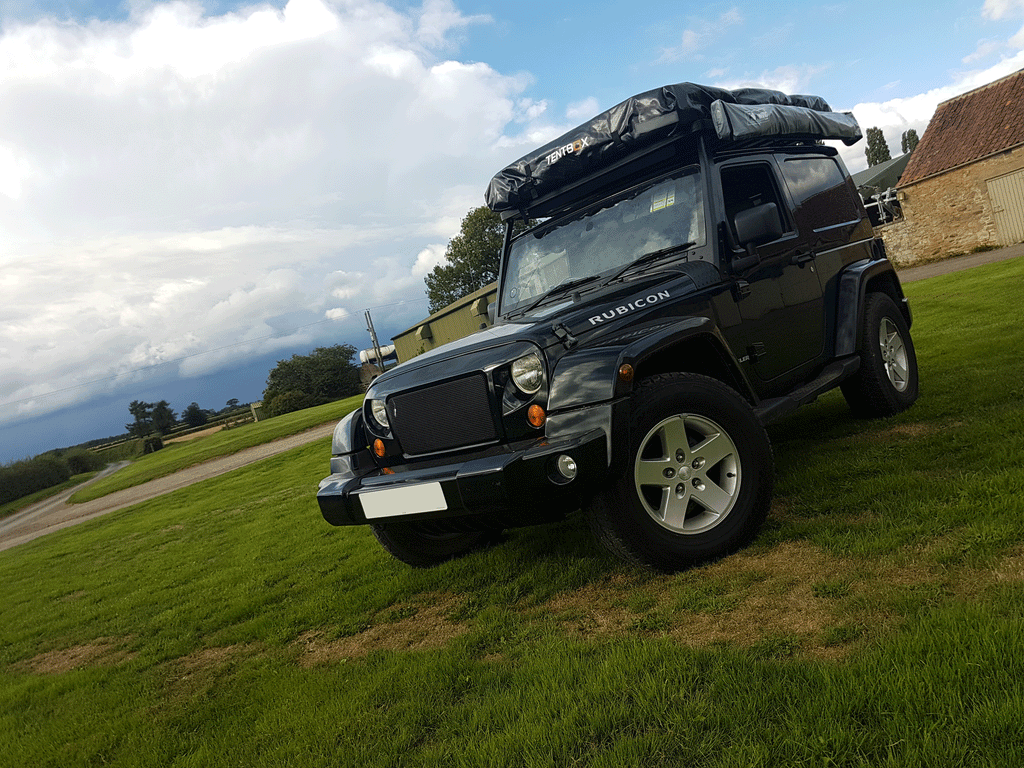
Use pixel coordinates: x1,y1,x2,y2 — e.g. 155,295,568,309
780,157,859,229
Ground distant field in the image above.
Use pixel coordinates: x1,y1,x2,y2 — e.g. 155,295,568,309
2,257,1024,766
69,395,363,503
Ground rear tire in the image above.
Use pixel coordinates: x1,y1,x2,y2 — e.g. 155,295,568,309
587,373,774,572
370,522,500,567
841,292,919,417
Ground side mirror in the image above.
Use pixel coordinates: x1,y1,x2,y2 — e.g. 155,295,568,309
735,202,783,249
731,203,783,271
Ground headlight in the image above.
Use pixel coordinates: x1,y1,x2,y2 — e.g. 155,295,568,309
510,352,544,395
369,399,389,429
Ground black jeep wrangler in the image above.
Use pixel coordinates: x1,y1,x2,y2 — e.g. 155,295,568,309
317,83,918,571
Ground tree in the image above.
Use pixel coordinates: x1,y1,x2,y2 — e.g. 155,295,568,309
225,398,240,410
182,402,208,428
125,400,153,438
264,390,318,418
151,400,177,435
424,206,533,314
901,128,920,154
865,127,892,167
262,344,361,417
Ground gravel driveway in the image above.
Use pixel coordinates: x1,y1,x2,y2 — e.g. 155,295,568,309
0,422,336,552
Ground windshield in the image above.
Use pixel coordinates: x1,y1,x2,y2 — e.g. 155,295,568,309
500,166,706,315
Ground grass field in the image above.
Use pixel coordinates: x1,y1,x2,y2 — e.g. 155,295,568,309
68,395,363,503
2,258,1023,766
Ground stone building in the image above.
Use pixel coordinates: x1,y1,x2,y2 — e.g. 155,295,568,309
879,68,1024,265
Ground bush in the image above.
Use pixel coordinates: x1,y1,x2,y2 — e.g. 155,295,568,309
93,439,146,462
0,455,72,506
63,448,106,475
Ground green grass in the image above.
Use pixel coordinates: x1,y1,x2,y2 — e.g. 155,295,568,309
68,396,363,503
3,257,1024,766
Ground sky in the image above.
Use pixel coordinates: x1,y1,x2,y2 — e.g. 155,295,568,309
3,0,1024,463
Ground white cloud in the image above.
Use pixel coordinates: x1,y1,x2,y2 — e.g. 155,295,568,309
712,64,828,98
720,7,743,25
983,0,1024,19
964,38,1004,62
0,145,30,199
415,0,491,48
976,0,1024,62
657,7,743,62
0,0,542,425
520,99,548,122
411,244,447,277
565,97,599,122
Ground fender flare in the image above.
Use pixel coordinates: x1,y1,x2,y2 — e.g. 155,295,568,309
330,408,367,455
547,316,756,413
835,253,910,357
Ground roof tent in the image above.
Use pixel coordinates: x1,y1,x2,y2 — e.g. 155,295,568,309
486,82,861,218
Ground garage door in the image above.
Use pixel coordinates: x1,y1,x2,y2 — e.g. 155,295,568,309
987,168,1024,245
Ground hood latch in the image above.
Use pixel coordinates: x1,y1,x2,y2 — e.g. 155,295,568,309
552,323,578,350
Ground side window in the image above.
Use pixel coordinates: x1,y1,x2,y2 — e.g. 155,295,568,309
780,157,859,230
720,164,790,243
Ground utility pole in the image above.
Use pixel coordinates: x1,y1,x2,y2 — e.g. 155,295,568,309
365,310,387,372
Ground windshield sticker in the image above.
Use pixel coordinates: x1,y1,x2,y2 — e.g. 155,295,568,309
651,183,676,213
546,137,591,167
588,290,670,326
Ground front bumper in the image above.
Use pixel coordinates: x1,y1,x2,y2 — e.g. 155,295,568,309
317,428,608,527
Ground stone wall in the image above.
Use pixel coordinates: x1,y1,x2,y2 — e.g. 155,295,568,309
877,144,1024,266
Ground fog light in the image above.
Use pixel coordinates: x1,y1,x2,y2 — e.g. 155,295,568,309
556,454,578,480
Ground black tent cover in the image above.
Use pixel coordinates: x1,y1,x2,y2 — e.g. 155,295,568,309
485,82,861,215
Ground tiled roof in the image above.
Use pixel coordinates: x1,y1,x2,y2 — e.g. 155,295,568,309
899,68,1024,186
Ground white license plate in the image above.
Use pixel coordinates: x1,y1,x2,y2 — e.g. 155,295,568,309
359,482,448,520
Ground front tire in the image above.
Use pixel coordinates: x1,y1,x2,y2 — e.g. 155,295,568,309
841,292,919,417
587,373,774,572
370,522,500,567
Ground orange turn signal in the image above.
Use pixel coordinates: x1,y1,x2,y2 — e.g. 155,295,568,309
528,404,546,428
373,439,385,458
618,364,634,382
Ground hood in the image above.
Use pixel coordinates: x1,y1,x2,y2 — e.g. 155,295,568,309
372,268,713,396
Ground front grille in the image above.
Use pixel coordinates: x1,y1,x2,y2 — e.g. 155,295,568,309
388,374,498,455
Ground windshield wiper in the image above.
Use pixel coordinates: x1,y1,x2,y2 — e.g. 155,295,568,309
508,275,601,317
602,242,697,285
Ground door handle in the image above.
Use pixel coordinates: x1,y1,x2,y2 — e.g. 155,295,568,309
791,253,814,267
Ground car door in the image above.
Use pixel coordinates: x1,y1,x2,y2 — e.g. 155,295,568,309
717,159,825,391
776,153,872,353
